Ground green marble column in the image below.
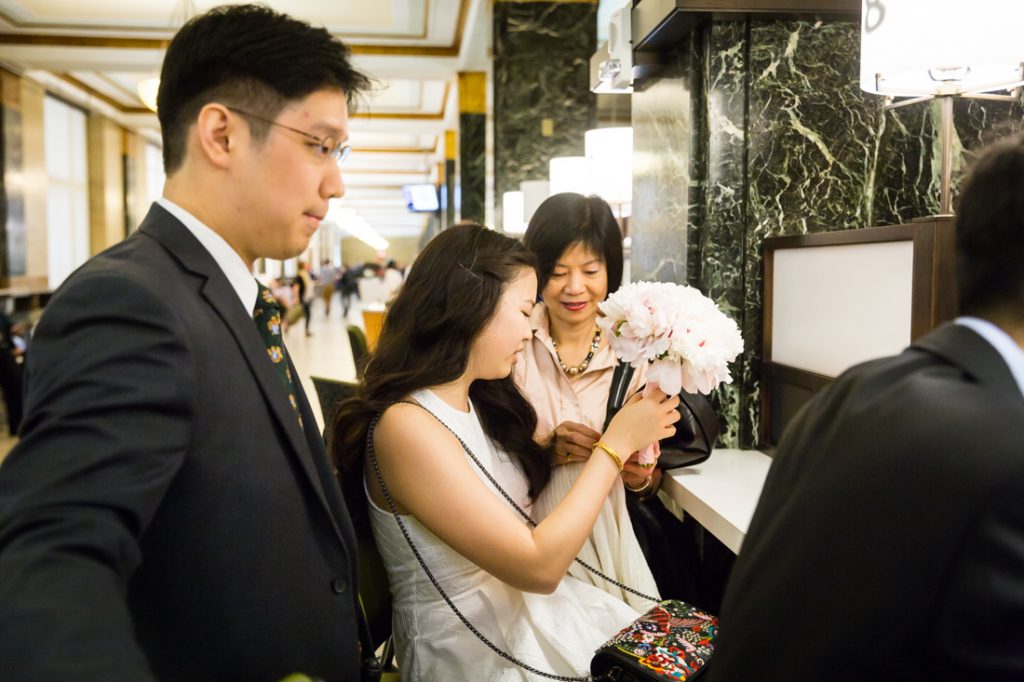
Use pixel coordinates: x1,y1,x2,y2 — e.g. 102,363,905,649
458,72,486,224
493,0,598,220
444,130,456,229
631,15,1024,448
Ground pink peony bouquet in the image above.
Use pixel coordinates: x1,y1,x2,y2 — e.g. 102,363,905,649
598,281,743,465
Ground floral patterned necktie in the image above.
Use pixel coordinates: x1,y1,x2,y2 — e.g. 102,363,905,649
253,283,303,429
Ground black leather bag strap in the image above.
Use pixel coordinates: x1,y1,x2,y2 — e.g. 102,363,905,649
604,361,720,469
603,362,635,432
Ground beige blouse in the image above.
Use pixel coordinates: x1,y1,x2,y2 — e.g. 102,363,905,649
514,302,646,441
512,302,661,609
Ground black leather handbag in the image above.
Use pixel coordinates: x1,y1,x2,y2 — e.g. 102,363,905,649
604,362,720,469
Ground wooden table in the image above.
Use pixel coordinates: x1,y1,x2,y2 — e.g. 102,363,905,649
660,449,772,554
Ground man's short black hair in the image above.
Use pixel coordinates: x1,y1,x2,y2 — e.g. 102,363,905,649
157,4,372,173
955,136,1024,317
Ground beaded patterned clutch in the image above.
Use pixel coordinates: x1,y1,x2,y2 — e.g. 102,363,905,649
591,599,717,681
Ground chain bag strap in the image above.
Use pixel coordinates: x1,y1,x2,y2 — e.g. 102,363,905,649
367,402,716,681
366,405,594,681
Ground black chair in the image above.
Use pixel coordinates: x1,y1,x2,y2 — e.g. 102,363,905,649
310,375,359,428
347,325,369,379
310,374,398,678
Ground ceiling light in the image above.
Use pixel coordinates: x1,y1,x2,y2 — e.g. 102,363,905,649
138,77,160,113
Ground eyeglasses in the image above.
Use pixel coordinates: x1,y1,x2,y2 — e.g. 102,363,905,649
226,107,351,164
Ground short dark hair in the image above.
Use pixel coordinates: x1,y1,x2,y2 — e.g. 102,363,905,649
157,4,373,173
955,136,1024,317
522,193,624,295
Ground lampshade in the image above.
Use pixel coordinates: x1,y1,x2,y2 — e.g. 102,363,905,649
137,77,160,113
860,0,1024,96
520,180,551,227
502,191,525,234
549,156,590,196
584,126,632,208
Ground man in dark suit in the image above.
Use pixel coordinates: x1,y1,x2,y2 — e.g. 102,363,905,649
0,6,372,680
711,137,1024,680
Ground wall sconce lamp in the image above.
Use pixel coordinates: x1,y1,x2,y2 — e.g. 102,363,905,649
549,156,591,196
585,126,633,218
860,0,1024,214
502,191,525,234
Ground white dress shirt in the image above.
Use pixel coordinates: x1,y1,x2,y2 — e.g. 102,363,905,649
956,316,1024,398
155,198,258,317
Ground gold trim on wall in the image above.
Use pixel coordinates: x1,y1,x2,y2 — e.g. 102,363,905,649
57,73,150,115
352,82,450,120
340,168,431,175
352,147,437,154
444,130,457,161
0,69,21,108
458,71,486,114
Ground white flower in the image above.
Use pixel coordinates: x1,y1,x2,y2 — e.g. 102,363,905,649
599,281,743,395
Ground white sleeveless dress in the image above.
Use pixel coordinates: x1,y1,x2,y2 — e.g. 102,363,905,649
367,389,652,681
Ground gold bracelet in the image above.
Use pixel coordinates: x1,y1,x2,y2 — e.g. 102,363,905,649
624,475,654,494
592,441,623,472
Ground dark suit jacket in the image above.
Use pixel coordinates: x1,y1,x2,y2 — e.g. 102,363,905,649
0,205,362,681
711,323,1024,681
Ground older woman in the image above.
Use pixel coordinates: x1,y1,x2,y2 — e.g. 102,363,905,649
513,192,664,608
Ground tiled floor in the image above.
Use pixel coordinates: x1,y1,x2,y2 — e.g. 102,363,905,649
0,296,361,466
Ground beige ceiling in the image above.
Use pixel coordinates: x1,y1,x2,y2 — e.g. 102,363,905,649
0,0,491,240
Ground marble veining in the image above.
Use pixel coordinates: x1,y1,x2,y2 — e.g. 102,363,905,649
459,112,486,224
630,15,1024,447
493,2,597,206
630,42,694,288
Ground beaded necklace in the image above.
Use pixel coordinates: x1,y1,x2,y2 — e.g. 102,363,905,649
551,328,601,377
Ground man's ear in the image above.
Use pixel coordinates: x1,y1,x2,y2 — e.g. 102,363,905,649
194,103,236,170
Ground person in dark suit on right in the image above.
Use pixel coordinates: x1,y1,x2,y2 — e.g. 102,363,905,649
710,136,1024,680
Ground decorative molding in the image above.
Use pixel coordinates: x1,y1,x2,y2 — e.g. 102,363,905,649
0,0,471,55
57,73,150,115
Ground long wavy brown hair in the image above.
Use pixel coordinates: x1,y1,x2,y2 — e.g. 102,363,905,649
330,224,553,515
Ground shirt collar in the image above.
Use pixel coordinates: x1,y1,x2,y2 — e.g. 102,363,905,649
955,316,1024,398
531,301,617,375
156,198,259,316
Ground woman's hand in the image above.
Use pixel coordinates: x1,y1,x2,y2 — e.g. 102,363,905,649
623,466,663,496
549,421,601,465
602,389,680,458
622,453,659,488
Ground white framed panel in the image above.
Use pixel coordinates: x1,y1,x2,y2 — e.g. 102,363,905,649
771,241,914,377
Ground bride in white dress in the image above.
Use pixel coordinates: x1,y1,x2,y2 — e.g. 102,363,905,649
333,224,679,681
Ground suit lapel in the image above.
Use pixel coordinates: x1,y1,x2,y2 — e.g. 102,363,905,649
138,206,352,551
